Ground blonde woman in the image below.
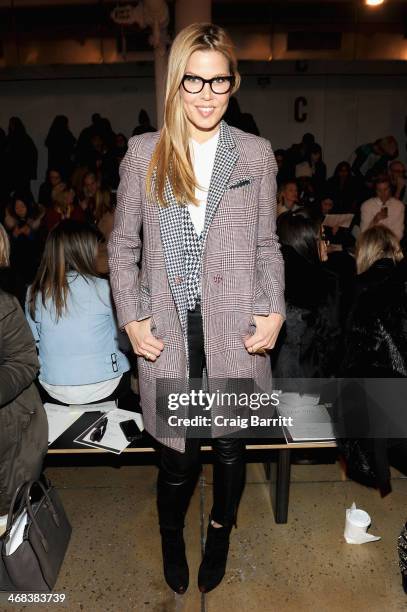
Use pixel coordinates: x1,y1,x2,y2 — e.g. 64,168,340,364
277,180,299,216
339,225,406,457
80,172,113,226
108,23,285,594
44,184,85,232
343,226,405,379
336,228,407,595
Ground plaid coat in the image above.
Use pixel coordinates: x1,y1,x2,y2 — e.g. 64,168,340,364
108,120,285,452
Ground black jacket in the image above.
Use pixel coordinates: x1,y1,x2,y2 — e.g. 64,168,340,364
0,290,48,515
343,258,407,377
334,258,407,495
271,244,341,380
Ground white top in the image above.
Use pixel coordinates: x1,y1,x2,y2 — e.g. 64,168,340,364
40,375,122,405
360,196,405,241
188,129,220,236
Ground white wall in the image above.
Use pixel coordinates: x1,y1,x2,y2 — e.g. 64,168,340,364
239,74,407,173
1,70,406,199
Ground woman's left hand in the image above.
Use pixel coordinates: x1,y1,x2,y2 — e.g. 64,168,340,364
244,313,284,354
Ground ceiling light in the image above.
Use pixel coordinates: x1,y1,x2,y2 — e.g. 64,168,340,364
365,0,385,6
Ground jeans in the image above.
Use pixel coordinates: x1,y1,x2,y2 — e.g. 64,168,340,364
157,303,245,530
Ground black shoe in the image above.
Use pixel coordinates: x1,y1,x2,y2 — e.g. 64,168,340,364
160,528,189,594
198,517,233,593
402,571,407,595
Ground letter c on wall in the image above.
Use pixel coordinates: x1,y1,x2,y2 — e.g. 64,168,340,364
294,97,307,123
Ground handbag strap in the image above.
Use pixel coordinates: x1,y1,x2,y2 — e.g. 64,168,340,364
4,481,30,536
24,480,60,553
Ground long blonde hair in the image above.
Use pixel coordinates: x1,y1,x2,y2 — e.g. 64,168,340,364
356,226,403,274
146,23,240,207
0,223,10,267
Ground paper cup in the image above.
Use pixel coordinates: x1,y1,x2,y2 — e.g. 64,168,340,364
344,507,371,542
348,508,370,528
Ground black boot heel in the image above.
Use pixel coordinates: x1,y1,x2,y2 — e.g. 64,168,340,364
160,528,189,594
198,516,234,593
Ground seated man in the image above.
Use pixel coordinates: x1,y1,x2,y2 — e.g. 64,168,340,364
360,177,405,242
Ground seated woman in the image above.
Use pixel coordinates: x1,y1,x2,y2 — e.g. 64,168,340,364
26,220,131,406
38,168,64,208
44,184,85,233
79,172,112,225
77,173,115,274
277,180,299,217
4,192,45,284
271,207,341,380
0,288,48,538
333,225,407,593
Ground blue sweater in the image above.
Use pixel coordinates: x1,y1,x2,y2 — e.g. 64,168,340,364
26,273,130,385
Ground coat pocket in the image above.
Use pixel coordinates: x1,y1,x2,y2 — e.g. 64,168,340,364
227,177,253,190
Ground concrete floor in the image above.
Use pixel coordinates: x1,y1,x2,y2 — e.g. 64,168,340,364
5,460,407,612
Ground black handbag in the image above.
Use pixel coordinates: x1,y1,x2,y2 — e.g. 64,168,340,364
339,438,378,489
1,479,72,591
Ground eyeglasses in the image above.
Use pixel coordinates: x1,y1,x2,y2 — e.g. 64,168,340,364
90,416,108,442
181,74,235,95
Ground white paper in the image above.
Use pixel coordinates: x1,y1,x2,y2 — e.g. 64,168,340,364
323,213,354,229
277,398,335,441
44,401,119,445
44,403,83,445
4,510,28,556
74,409,144,454
67,401,117,413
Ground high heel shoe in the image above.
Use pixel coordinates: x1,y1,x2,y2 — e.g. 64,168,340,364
160,527,189,594
198,516,234,593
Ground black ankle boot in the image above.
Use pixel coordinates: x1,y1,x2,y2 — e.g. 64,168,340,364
198,516,234,593
157,465,201,594
160,527,189,594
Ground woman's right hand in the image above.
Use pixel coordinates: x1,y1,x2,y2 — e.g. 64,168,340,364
124,318,164,362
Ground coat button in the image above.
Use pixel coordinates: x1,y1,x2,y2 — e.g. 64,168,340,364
213,274,223,284
174,276,183,285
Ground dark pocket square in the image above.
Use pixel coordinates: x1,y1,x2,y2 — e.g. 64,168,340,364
228,178,253,190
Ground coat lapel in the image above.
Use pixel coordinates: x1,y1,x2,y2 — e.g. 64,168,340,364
157,179,188,333
201,120,252,247
201,121,238,247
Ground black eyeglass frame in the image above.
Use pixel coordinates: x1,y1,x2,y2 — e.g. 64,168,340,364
181,74,235,94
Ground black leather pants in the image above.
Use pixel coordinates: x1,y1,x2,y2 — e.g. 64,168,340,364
157,303,245,530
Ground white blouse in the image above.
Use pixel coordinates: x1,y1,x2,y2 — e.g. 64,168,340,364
188,129,220,236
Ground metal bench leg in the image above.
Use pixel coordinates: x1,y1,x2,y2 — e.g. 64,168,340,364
270,448,291,524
